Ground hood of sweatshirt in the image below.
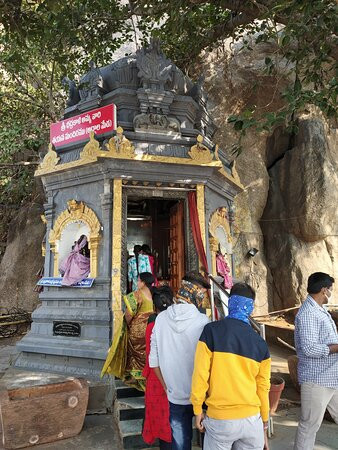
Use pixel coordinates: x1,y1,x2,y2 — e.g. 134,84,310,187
165,303,201,333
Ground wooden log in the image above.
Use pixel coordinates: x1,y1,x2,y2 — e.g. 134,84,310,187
0,320,28,327
0,378,89,449
253,306,300,318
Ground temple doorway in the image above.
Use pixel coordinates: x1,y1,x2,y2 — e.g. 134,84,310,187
126,197,185,293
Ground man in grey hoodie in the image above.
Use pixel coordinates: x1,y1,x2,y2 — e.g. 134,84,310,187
149,272,210,450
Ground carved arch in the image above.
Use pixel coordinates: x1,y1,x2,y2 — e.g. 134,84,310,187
209,207,232,276
49,199,101,277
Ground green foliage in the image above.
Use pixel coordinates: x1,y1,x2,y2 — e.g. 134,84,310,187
133,1,232,69
133,0,337,152
0,0,134,246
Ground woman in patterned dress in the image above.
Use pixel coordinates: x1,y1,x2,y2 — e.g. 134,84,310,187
101,272,155,391
128,245,152,291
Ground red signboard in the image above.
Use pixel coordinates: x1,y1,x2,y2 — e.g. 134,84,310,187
50,104,117,148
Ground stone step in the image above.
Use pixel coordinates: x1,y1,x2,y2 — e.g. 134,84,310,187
120,418,157,449
116,379,202,449
120,416,202,449
116,385,144,399
118,396,145,421
114,378,125,388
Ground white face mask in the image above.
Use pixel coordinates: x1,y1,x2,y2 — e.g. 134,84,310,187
324,289,333,304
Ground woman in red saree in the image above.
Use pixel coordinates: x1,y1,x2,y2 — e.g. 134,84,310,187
142,286,173,449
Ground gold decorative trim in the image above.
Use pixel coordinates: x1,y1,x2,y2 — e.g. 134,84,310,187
208,207,233,277
189,135,213,163
35,133,242,192
112,179,123,328
40,214,47,257
49,199,101,277
129,154,222,167
35,132,100,176
209,207,232,244
105,126,135,158
230,160,242,186
196,184,206,270
80,131,101,161
209,236,219,276
215,145,244,189
36,144,60,174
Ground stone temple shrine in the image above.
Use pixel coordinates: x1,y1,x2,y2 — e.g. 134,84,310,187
15,40,243,379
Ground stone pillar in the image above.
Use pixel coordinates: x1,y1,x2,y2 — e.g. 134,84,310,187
100,178,112,279
43,190,54,277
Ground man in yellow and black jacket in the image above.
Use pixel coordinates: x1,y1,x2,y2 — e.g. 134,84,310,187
191,282,271,450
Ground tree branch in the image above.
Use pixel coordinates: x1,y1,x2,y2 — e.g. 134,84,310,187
0,162,39,168
0,92,48,112
206,10,259,42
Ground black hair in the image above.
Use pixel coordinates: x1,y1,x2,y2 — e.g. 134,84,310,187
183,271,211,289
139,271,155,289
134,245,142,274
307,272,334,294
141,244,152,255
152,286,174,312
78,235,90,257
230,282,256,300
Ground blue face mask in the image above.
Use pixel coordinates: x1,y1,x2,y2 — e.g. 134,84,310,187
228,295,254,324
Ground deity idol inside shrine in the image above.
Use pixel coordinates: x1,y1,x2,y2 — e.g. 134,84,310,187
15,40,242,378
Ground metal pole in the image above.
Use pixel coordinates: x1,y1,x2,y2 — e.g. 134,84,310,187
258,323,273,438
210,279,216,322
259,323,266,340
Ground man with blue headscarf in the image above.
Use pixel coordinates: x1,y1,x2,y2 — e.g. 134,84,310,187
191,282,271,450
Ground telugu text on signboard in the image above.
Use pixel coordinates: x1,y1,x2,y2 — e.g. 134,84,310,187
50,104,116,148
53,321,81,337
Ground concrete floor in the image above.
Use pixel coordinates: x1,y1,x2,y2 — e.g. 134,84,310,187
145,408,338,450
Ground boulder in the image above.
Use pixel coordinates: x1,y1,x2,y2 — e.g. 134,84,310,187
0,200,45,312
201,40,337,312
262,118,338,308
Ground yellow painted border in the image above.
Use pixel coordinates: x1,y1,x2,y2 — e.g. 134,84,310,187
35,140,243,190
112,179,123,326
49,200,101,277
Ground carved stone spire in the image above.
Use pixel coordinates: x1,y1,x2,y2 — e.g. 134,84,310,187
78,60,104,103
136,38,173,91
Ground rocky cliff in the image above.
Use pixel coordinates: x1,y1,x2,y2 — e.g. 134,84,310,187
202,41,338,314
0,199,44,312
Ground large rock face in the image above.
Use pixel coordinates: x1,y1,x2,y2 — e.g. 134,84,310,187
201,41,337,313
0,200,45,312
262,119,338,309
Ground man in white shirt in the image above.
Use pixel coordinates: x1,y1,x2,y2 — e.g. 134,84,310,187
294,272,338,450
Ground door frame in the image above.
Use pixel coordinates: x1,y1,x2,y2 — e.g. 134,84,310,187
111,181,205,318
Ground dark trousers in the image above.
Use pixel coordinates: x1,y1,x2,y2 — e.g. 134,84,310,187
159,439,172,450
169,402,194,450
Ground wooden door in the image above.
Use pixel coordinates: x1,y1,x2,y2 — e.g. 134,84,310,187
169,201,185,294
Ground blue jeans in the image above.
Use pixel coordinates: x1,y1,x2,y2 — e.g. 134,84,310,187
169,402,194,450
